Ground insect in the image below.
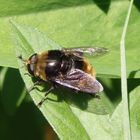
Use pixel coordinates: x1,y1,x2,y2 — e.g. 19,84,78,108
19,47,108,106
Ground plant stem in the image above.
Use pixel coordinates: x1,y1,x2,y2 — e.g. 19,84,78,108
120,0,134,140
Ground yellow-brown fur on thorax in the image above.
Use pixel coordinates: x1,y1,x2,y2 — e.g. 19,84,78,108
34,52,48,81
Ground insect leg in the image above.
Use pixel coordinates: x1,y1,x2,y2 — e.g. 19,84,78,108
27,81,42,92
94,94,100,99
37,85,55,107
24,72,32,76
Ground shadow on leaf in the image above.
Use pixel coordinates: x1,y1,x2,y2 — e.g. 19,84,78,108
92,0,111,13
0,0,112,17
134,0,140,12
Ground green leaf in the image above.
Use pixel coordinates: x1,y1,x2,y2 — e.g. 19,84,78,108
0,0,140,78
70,85,140,140
11,21,90,140
110,85,140,140
130,86,140,140
61,89,113,115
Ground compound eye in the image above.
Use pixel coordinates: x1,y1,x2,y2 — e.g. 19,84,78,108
27,63,35,76
27,53,37,76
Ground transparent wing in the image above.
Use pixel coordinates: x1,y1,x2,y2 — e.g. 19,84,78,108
54,69,103,94
62,47,108,58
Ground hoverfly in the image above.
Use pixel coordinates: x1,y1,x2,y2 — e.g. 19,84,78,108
19,47,108,106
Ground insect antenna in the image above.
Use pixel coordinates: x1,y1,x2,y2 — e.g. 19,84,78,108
17,55,29,70
17,55,27,63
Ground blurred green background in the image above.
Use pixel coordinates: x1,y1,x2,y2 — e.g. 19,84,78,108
0,67,58,140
